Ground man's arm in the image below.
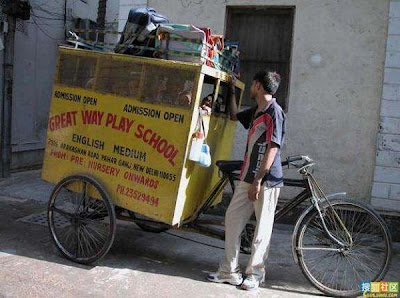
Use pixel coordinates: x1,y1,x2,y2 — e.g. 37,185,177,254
248,142,279,201
229,76,238,121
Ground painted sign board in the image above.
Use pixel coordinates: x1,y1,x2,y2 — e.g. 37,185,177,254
42,47,244,226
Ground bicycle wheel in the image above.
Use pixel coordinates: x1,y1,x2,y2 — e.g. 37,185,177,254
127,211,170,233
295,198,392,297
47,175,116,264
240,223,255,254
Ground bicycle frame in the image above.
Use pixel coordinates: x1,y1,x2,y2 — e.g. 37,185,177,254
305,169,353,248
128,160,353,250
187,171,311,223
182,169,314,240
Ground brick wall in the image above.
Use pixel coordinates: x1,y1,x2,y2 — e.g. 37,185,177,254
372,1,400,211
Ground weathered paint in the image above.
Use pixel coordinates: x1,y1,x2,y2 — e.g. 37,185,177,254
42,48,244,225
372,0,400,212
146,0,390,201
11,0,118,169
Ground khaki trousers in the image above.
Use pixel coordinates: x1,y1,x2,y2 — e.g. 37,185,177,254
220,181,280,279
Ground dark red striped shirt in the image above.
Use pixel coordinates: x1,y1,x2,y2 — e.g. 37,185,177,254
237,99,286,187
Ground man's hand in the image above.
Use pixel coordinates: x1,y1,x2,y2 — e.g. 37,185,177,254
248,179,261,201
229,75,238,121
230,75,237,93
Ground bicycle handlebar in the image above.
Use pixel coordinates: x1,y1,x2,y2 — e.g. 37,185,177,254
282,155,313,168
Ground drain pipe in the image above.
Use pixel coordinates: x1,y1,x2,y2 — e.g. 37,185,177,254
0,16,15,178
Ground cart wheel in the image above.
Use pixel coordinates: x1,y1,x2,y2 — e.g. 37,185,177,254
127,211,170,233
47,175,116,264
240,223,255,254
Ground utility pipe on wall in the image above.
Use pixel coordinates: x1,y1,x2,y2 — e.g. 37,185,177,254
0,16,15,178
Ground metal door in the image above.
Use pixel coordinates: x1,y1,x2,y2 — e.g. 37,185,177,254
226,6,295,110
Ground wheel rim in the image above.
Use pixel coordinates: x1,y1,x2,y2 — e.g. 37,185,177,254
48,177,115,263
298,202,390,295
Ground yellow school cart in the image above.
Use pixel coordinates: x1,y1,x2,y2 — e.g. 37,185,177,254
42,47,245,264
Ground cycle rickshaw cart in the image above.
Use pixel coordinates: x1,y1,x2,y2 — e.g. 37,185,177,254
43,47,392,297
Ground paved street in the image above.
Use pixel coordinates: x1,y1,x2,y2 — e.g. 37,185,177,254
0,171,399,298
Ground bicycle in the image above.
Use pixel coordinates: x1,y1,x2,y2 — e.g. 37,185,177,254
48,155,392,297
124,155,392,297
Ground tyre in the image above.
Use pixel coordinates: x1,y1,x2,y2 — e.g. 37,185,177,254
47,175,116,264
127,211,170,233
295,198,392,297
240,223,255,254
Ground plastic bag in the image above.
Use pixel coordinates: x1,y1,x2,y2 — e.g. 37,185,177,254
188,109,211,167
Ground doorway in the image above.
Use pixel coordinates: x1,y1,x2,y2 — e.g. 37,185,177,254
226,6,295,110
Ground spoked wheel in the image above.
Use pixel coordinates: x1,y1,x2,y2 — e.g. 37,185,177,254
240,223,255,254
47,175,116,264
127,211,169,233
296,199,392,297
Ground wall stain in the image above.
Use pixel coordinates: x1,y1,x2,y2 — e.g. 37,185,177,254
179,0,204,8
180,0,226,8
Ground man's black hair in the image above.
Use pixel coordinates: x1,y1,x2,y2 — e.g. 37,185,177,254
253,70,281,95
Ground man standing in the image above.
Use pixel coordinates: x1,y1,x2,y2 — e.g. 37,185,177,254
207,70,286,291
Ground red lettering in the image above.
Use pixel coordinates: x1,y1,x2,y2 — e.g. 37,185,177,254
54,115,61,130
134,173,141,183
49,112,78,131
135,123,179,167
135,124,144,138
164,145,175,158
117,184,124,193
81,110,103,125
156,140,168,153
61,113,67,128
152,197,159,207
148,132,161,148
49,117,55,131
66,112,73,127
118,117,127,132
143,129,153,143
112,115,119,130
105,113,114,127
70,155,84,165
71,111,77,125
167,149,178,166
81,110,92,124
126,118,134,133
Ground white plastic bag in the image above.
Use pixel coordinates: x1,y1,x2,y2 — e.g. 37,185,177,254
198,143,211,167
188,109,210,166
188,135,204,162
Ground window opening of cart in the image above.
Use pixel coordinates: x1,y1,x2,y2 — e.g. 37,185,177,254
95,57,144,98
199,76,217,116
200,94,212,115
140,64,195,108
213,82,229,115
57,54,98,89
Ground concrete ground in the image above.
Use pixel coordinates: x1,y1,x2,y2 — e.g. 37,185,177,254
0,171,399,298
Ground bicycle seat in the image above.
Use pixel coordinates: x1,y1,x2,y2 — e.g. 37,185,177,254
216,160,243,174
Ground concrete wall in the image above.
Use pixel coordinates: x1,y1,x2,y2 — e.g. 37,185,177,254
11,0,116,170
119,0,147,33
144,0,390,202
105,0,121,45
71,0,99,21
371,1,400,212
12,0,67,169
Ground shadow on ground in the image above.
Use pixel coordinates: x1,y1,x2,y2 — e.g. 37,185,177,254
1,171,399,297
0,198,331,297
